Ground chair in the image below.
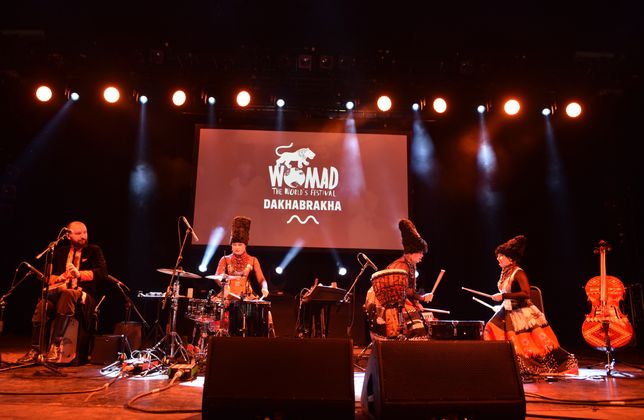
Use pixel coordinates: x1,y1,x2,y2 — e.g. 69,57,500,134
49,293,98,365
530,285,544,315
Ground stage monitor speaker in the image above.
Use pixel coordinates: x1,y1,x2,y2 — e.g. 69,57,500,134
361,340,526,419
90,334,124,365
203,337,355,419
114,321,142,351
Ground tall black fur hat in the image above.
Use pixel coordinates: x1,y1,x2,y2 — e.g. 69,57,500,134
230,216,251,245
399,219,428,254
495,235,527,262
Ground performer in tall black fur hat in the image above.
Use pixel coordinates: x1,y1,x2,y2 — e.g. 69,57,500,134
484,234,578,377
364,218,434,339
211,216,273,337
215,216,268,299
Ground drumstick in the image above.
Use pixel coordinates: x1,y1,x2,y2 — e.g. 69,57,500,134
430,269,446,295
472,296,496,311
420,307,450,314
461,286,494,299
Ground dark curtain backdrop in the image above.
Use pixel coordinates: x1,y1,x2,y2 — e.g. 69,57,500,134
1,79,643,347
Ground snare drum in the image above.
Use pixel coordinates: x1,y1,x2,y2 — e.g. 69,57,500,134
228,300,271,337
428,320,484,340
371,269,408,309
186,298,216,322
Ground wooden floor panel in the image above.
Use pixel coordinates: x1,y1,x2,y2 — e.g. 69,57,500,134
1,335,642,419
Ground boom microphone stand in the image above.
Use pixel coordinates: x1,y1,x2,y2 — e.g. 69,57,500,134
3,229,69,374
152,218,194,363
342,253,377,337
108,275,149,329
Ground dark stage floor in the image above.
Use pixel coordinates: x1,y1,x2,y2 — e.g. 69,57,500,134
1,334,643,419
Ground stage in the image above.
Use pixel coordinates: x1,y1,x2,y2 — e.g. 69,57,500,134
1,335,642,419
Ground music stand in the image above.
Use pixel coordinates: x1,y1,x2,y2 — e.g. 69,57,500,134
301,284,347,338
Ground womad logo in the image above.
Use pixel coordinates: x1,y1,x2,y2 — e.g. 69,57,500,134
265,142,342,223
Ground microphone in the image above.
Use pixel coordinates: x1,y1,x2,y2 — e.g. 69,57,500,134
358,253,378,271
62,227,72,233
181,216,200,241
24,262,44,279
107,274,131,291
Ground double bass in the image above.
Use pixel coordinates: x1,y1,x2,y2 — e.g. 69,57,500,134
581,240,633,350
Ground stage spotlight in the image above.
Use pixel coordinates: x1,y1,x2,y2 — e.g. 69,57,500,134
503,99,520,116
565,101,582,118
412,102,420,112
541,107,551,116
477,105,486,114
172,90,187,106
139,95,148,104
275,266,283,275
338,267,347,276
70,92,80,102
432,97,447,114
198,264,208,273
103,86,120,104
345,101,354,110
35,85,53,102
207,96,216,105
377,95,392,112
236,90,251,107
276,98,285,108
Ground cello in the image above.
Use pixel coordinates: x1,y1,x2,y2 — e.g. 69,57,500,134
581,240,633,351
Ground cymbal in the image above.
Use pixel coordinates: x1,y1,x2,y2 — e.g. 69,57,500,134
205,274,244,281
156,268,202,279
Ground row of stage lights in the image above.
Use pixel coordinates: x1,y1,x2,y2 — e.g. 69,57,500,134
34,85,584,118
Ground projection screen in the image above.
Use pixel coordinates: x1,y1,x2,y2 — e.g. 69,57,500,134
192,128,408,250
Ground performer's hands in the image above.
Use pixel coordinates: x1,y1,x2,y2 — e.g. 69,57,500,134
491,292,503,302
422,292,434,303
261,288,269,299
66,263,80,279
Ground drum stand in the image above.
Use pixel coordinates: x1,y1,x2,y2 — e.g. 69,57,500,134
212,282,230,337
152,226,193,363
189,321,210,360
152,276,190,362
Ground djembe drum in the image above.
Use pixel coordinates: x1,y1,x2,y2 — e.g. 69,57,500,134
371,269,408,338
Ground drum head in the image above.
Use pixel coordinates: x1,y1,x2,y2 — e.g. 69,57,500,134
371,269,408,308
371,268,407,281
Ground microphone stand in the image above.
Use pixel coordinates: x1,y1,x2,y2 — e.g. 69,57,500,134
342,255,373,338
342,260,370,305
0,265,34,336
3,231,69,375
152,223,191,363
110,277,149,329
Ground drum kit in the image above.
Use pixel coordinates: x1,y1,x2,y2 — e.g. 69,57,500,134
152,268,271,361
